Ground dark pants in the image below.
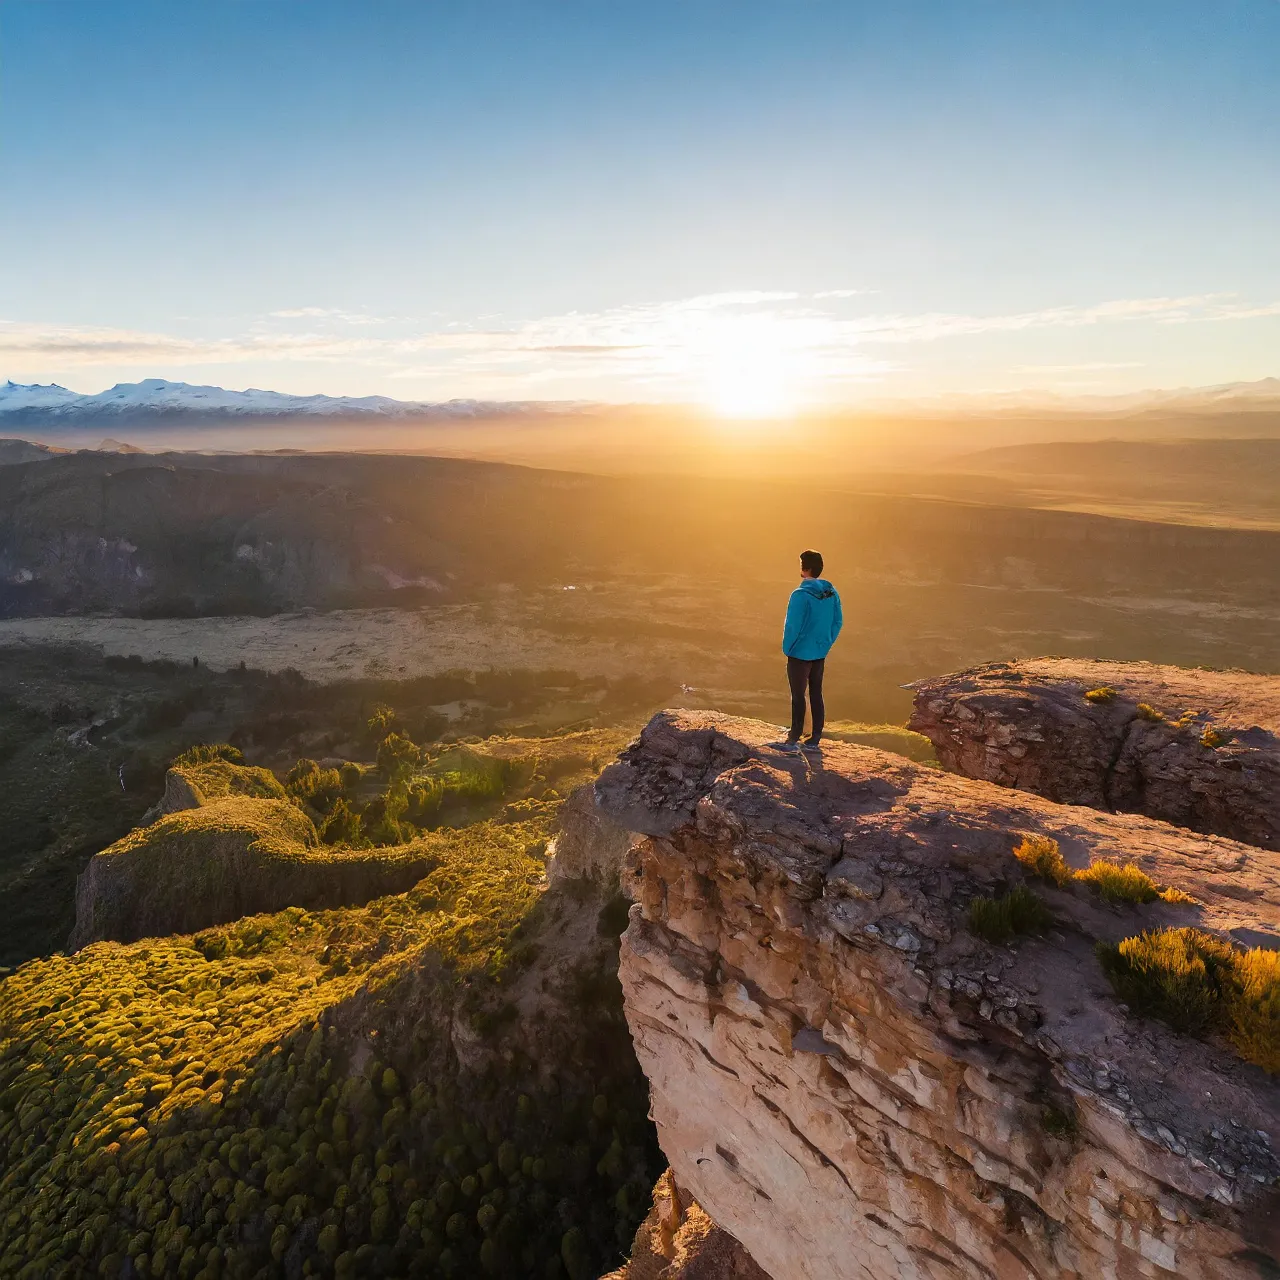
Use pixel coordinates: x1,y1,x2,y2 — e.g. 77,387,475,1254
787,656,825,743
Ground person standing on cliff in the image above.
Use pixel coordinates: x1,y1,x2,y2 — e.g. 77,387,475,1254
768,549,842,755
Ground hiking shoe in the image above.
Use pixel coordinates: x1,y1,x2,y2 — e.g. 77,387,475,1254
799,740,823,754
764,740,801,754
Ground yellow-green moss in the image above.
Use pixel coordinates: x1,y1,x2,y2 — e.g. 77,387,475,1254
171,759,288,806
1084,686,1117,704
75,797,461,949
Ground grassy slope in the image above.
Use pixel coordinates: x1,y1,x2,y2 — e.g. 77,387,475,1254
71,798,438,948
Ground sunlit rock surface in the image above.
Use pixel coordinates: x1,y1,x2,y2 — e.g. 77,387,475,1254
909,658,1280,851
597,710,1280,1280
603,1169,767,1280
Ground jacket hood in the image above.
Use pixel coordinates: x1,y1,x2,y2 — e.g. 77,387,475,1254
798,578,836,599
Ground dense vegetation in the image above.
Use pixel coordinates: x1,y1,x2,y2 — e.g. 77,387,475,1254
0,651,662,1279
0,735,662,1278
0,645,669,967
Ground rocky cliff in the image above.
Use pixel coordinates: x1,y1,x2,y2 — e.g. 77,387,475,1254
548,783,635,885
909,659,1280,851
597,710,1280,1279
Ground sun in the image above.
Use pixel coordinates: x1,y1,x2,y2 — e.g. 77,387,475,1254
699,314,800,418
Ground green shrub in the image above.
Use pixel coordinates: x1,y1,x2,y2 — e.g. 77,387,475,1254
366,703,397,737
1201,725,1228,748
968,884,1052,944
1230,947,1280,1073
286,764,343,814
377,733,419,782
286,758,320,785
1135,702,1164,722
1012,835,1192,905
1074,861,1160,904
363,787,412,847
1097,927,1240,1035
1084,686,1117,704
340,762,363,792
1013,834,1071,886
320,798,364,847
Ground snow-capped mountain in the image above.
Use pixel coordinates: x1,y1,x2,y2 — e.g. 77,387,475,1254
0,379,584,427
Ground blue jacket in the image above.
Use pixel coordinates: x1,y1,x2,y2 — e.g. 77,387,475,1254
783,578,843,660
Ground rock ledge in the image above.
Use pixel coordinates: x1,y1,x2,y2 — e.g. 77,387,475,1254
598,709,1280,1279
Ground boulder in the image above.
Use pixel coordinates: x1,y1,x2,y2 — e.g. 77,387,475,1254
909,658,1280,850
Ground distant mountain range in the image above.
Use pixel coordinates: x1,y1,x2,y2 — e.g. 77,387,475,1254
1,375,1278,435
0,378,589,428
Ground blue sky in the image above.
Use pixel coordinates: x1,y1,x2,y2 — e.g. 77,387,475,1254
2,0,1278,407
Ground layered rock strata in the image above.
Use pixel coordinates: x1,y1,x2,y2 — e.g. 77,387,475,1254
909,658,1280,850
597,710,1280,1280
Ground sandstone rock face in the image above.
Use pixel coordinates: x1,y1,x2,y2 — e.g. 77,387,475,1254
546,782,634,885
909,659,1280,851
597,710,1280,1280
605,1169,768,1280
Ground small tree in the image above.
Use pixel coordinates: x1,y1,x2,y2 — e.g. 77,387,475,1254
377,733,419,782
321,799,365,847
366,703,397,737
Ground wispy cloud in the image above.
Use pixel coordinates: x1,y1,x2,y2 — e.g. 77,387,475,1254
3,290,1276,401
1016,361,1146,373
268,306,393,325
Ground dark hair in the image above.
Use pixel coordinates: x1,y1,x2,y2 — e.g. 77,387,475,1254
800,549,824,577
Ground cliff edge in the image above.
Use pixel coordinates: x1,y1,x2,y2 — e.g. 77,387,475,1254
597,709,1280,1279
